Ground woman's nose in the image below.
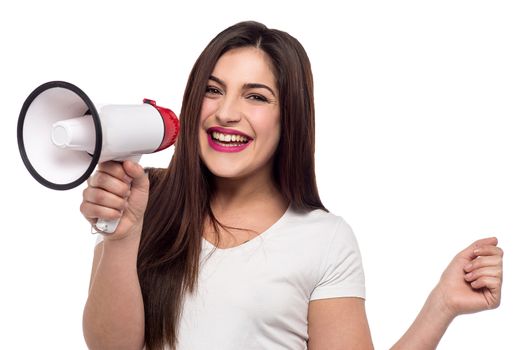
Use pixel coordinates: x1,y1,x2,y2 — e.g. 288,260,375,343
215,97,242,124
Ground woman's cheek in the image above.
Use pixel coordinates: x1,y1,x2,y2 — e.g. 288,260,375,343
200,99,215,122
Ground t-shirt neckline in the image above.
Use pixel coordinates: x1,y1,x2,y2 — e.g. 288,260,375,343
201,204,291,252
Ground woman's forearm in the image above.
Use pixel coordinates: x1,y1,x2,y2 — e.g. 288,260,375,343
390,288,455,350
83,234,145,350
391,237,503,349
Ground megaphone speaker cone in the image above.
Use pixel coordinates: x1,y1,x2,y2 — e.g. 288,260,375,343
17,81,102,190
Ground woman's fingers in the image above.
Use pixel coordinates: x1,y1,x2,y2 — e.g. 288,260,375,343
462,241,503,309
457,237,498,260
88,169,131,197
83,187,128,211
80,200,123,221
464,255,502,273
437,237,504,316
464,242,503,283
79,161,149,237
470,276,502,297
81,161,131,221
464,266,502,282
472,244,504,258
122,160,149,192
97,160,133,183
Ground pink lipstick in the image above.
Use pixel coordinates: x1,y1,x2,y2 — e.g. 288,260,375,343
207,127,253,153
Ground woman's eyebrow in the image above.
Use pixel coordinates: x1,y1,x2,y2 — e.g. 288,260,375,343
208,75,276,97
209,75,226,87
243,83,276,97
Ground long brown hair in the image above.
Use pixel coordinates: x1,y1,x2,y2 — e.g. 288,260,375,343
138,21,326,350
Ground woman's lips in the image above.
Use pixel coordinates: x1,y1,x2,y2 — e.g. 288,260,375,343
206,127,253,153
207,126,252,139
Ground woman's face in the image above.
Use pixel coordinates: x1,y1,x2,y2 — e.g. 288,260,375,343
199,47,280,181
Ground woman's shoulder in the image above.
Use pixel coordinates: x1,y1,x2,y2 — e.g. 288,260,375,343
287,206,347,227
285,206,355,241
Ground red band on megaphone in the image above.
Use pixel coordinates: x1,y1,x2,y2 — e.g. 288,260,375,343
143,99,180,151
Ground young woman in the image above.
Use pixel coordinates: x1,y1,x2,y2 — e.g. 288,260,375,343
81,21,503,350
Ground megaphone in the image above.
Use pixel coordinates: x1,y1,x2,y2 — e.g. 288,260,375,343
17,81,179,233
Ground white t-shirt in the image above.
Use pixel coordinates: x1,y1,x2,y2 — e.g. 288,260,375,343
96,207,365,349
176,206,365,350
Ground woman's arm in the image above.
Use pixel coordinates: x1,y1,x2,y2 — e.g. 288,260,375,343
392,237,503,349
81,161,150,350
307,237,503,349
83,236,145,350
308,297,374,350
389,288,453,349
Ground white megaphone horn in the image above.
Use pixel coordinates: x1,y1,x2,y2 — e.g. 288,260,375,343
17,81,180,233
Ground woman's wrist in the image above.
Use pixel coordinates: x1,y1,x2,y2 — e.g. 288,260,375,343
427,286,457,325
391,287,457,350
102,221,143,243
101,225,143,259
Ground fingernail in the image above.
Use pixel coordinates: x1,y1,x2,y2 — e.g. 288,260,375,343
465,272,473,279
465,263,473,270
474,248,480,255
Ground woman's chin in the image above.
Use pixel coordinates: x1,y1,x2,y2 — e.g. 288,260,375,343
207,166,247,180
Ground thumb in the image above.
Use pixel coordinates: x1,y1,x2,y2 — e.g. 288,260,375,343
122,160,149,192
458,236,498,260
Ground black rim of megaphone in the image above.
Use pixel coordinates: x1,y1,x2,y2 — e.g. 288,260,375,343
17,81,103,190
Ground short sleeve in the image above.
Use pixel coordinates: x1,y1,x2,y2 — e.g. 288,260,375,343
310,218,366,301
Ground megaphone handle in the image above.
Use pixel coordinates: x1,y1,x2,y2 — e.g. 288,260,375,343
94,154,142,234
96,218,120,233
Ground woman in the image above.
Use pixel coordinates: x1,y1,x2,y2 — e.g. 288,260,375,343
81,21,503,350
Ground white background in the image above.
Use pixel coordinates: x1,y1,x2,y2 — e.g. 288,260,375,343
1,0,524,349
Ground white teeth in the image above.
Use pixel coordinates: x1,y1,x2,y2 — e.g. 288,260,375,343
211,131,249,143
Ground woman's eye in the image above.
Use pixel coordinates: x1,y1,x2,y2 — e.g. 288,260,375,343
247,94,268,102
205,86,222,95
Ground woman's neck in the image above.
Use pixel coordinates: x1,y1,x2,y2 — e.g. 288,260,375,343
205,169,288,248
211,168,286,216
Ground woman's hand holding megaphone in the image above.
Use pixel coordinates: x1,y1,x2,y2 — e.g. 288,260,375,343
80,160,150,240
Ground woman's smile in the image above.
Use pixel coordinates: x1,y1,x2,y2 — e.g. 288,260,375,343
207,126,253,153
